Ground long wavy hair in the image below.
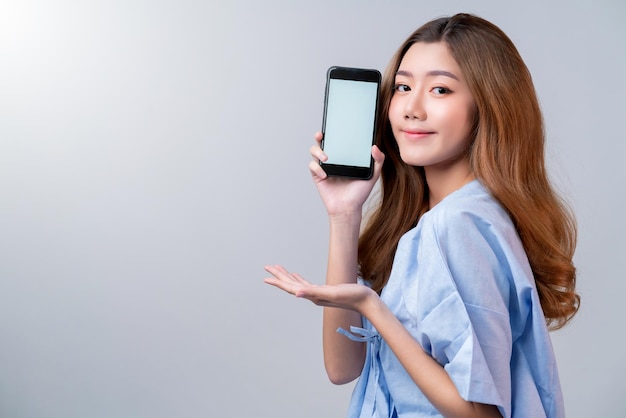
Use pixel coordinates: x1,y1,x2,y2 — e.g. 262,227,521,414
358,13,579,330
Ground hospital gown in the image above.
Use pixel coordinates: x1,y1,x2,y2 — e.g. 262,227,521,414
341,180,564,418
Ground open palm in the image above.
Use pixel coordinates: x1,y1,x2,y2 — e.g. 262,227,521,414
264,265,376,313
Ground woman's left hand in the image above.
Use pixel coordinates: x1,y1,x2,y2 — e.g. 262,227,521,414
264,265,377,313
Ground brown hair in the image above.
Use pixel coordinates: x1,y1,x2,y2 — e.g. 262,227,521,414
358,13,579,330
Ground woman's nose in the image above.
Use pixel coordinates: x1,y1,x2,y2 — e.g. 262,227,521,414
404,92,426,120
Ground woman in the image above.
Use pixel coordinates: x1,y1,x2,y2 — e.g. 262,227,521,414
265,13,579,418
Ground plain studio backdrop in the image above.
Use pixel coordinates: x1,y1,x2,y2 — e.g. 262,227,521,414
0,1,624,417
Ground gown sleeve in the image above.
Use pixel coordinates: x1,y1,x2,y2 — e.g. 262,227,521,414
402,202,525,417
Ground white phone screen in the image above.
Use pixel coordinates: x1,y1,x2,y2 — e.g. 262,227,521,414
324,78,378,168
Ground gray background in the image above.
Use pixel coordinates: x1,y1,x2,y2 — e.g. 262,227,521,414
0,0,624,417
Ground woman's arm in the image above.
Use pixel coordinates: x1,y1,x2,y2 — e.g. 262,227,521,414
265,214,366,385
362,294,502,418
307,133,386,384
321,212,367,384
264,272,502,418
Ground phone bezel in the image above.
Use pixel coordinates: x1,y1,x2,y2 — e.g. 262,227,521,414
320,66,381,180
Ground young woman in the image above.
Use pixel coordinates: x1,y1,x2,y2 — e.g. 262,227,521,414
264,13,579,418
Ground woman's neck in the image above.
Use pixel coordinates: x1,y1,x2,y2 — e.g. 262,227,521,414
425,159,475,209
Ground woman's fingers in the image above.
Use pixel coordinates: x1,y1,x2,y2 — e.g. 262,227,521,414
264,265,314,296
372,144,385,163
370,144,386,182
264,266,374,313
263,265,338,307
309,132,329,180
265,265,298,283
311,132,327,162
291,272,310,285
309,159,328,180
264,276,299,295
309,144,327,163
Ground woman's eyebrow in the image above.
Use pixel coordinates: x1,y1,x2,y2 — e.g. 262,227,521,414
426,70,459,80
395,69,459,81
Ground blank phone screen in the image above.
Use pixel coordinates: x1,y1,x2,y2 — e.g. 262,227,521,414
324,78,378,168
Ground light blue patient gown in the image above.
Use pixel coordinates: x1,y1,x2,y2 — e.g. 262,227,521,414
341,180,564,418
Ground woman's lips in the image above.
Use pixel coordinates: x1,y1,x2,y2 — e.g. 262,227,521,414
401,129,435,139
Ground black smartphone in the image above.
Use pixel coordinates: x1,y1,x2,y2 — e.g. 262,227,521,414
320,66,381,179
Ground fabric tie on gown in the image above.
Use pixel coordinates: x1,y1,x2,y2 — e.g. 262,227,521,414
338,326,396,418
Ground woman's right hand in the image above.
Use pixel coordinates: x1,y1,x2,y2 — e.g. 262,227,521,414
309,131,385,218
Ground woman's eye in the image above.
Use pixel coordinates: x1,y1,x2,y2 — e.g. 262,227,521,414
432,87,452,95
394,84,410,93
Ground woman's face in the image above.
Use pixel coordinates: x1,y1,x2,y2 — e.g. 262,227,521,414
388,42,476,172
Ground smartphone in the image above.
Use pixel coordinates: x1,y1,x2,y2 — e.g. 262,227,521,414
320,66,381,179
